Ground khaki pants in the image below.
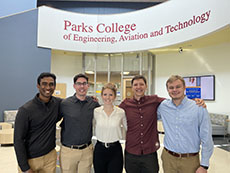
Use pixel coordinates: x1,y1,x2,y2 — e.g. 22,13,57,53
161,148,200,173
60,144,93,173
18,149,57,173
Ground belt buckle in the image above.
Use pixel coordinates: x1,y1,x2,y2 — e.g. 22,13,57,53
79,143,87,149
105,143,109,148
70,144,83,149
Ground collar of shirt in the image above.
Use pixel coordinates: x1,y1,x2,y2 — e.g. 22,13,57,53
34,93,54,106
71,94,90,103
102,104,115,110
170,96,188,107
132,95,147,103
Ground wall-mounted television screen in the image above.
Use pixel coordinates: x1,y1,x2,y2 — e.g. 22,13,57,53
183,75,215,101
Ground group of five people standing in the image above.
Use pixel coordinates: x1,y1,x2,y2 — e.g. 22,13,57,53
14,72,213,173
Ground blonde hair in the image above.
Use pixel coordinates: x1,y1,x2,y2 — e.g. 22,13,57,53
101,83,117,97
166,75,185,88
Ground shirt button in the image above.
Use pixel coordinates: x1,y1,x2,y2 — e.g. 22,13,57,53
140,116,143,118
141,133,143,136
139,108,141,111
141,141,143,144
141,124,143,127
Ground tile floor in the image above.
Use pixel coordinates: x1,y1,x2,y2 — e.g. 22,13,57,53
0,134,230,173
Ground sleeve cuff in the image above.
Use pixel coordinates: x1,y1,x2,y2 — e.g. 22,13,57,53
200,165,209,170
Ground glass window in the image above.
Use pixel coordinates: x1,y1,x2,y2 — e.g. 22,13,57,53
123,52,140,76
84,53,95,96
111,54,122,105
96,54,108,104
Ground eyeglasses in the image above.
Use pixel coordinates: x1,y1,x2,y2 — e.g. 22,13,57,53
75,82,88,86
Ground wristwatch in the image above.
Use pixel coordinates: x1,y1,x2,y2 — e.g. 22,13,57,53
200,165,209,170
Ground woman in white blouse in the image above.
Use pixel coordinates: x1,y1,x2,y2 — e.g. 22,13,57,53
93,83,127,173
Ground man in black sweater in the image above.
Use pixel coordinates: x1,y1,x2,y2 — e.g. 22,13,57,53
14,72,62,173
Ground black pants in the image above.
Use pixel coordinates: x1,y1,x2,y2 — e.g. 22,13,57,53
125,150,159,173
93,141,123,173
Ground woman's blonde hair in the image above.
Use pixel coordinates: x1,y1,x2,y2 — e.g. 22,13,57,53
101,83,117,97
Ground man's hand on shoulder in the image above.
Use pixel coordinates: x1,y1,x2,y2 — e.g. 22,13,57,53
194,98,206,108
91,96,98,102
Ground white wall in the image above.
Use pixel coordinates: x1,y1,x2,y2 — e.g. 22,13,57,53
51,52,83,97
155,42,230,133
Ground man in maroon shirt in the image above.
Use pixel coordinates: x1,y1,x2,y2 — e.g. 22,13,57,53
119,75,164,173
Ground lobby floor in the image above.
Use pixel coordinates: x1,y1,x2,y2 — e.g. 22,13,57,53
0,134,230,173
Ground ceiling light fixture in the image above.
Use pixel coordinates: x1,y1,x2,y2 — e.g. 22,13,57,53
85,71,94,74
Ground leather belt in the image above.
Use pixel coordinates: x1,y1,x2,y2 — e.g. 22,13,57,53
63,141,91,150
164,147,199,158
97,140,120,148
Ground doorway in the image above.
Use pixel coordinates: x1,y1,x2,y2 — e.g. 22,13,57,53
123,77,133,99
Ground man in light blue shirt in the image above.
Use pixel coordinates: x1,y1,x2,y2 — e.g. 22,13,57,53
157,75,213,173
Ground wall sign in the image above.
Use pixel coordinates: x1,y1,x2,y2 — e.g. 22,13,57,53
37,0,230,53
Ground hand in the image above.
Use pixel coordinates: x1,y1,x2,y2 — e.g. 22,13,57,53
23,169,34,173
194,98,206,108
91,96,98,102
196,166,207,173
28,169,34,173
